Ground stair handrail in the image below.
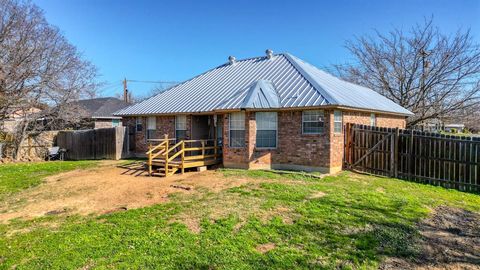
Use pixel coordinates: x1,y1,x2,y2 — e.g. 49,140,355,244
151,148,166,160
166,140,183,155
146,140,166,155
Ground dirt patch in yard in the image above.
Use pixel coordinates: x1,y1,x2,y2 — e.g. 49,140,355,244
0,161,253,222
256,243,276,254
381,205,480,270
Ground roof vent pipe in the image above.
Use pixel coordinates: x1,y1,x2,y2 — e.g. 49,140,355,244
228,56,236,65
266,49,273,59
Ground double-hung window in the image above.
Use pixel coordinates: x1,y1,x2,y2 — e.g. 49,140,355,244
146,116,156,140
175,115,187,140
370,113,376,127
229,112,245,147
136,117,143,132
302,110,324,134
256,112,277,148
334,110,343,133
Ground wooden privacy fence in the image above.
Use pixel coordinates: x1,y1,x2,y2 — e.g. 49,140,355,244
56,127,129,160
344,123,480,192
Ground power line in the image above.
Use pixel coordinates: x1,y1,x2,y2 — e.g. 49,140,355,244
126,79,178,84
97,81,123,93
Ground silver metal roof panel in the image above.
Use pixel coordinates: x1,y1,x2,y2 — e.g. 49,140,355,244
115,53,413,116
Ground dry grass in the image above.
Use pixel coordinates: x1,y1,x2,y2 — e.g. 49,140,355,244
0,162,255,222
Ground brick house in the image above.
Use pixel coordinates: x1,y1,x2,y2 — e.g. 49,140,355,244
73,97,129,129
115,50,412,173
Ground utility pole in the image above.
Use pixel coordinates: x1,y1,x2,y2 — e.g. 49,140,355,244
123,78,128,103
420,49,431,117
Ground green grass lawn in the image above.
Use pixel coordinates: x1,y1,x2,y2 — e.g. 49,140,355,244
0,166,479,269
0,161,97,199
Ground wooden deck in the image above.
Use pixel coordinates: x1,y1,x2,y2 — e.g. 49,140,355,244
146,136,222,177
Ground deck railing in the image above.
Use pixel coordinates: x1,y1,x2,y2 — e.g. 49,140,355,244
146,135,222,177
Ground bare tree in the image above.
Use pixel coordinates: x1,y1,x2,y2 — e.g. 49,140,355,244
335,19,480,127
0,0,98,159
128,82,178,102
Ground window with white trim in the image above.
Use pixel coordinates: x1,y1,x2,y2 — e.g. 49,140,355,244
135,117,143,132
112,119,120,127
334,110,343,133
370,113,376,127
147,116,156,140
229,112,245,147
302,110,324,134
175,115,187,140
256,112,277,148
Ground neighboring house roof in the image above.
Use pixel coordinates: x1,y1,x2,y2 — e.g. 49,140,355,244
74,97,129,119
115,53,413,116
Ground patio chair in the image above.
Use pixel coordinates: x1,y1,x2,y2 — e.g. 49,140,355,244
46,146,66,161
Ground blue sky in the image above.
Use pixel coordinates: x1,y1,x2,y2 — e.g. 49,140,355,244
34,0,480,98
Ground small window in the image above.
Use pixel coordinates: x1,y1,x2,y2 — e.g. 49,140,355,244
215,115,223,145
302,110,324,134
256,112,277,148
229,112,245,147
370,113,376,127
334,110,343,133
112,119,120,127
175,115,187,140
146,116,156,140
135,117,143,132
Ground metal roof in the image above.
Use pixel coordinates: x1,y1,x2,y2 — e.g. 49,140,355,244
237,80,280,109
115,53,413,116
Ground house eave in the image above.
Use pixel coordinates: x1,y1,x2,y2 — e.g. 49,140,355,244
116,105,412,118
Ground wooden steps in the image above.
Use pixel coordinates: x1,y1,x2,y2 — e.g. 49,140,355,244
146,136,222,177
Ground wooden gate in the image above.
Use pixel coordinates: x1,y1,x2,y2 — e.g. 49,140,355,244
344,123,480,192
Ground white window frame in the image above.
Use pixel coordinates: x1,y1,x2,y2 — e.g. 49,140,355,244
334,110,343,134
229,112,245,148
146,116,156,140
255,112,278,149
370,113,376,127
135,117,143,132
175,115,187,140
302,110,325,134
147,116,156,130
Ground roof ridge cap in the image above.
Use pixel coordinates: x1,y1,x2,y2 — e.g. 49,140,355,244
283,53,339,105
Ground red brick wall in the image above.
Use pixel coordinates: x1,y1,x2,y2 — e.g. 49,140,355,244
342,111,406,129
222,113,249,167
122,116,175,154
124,110,406,171
223,110,334,171
93,119,113,129
93,119,123,129
223,109,406,173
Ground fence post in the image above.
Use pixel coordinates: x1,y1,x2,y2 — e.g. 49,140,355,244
164,134,169,176
390,128,397,177
148,144,152,176
344,123,351,168
181,141,185,174
394,128,399,178
409,129,414,180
